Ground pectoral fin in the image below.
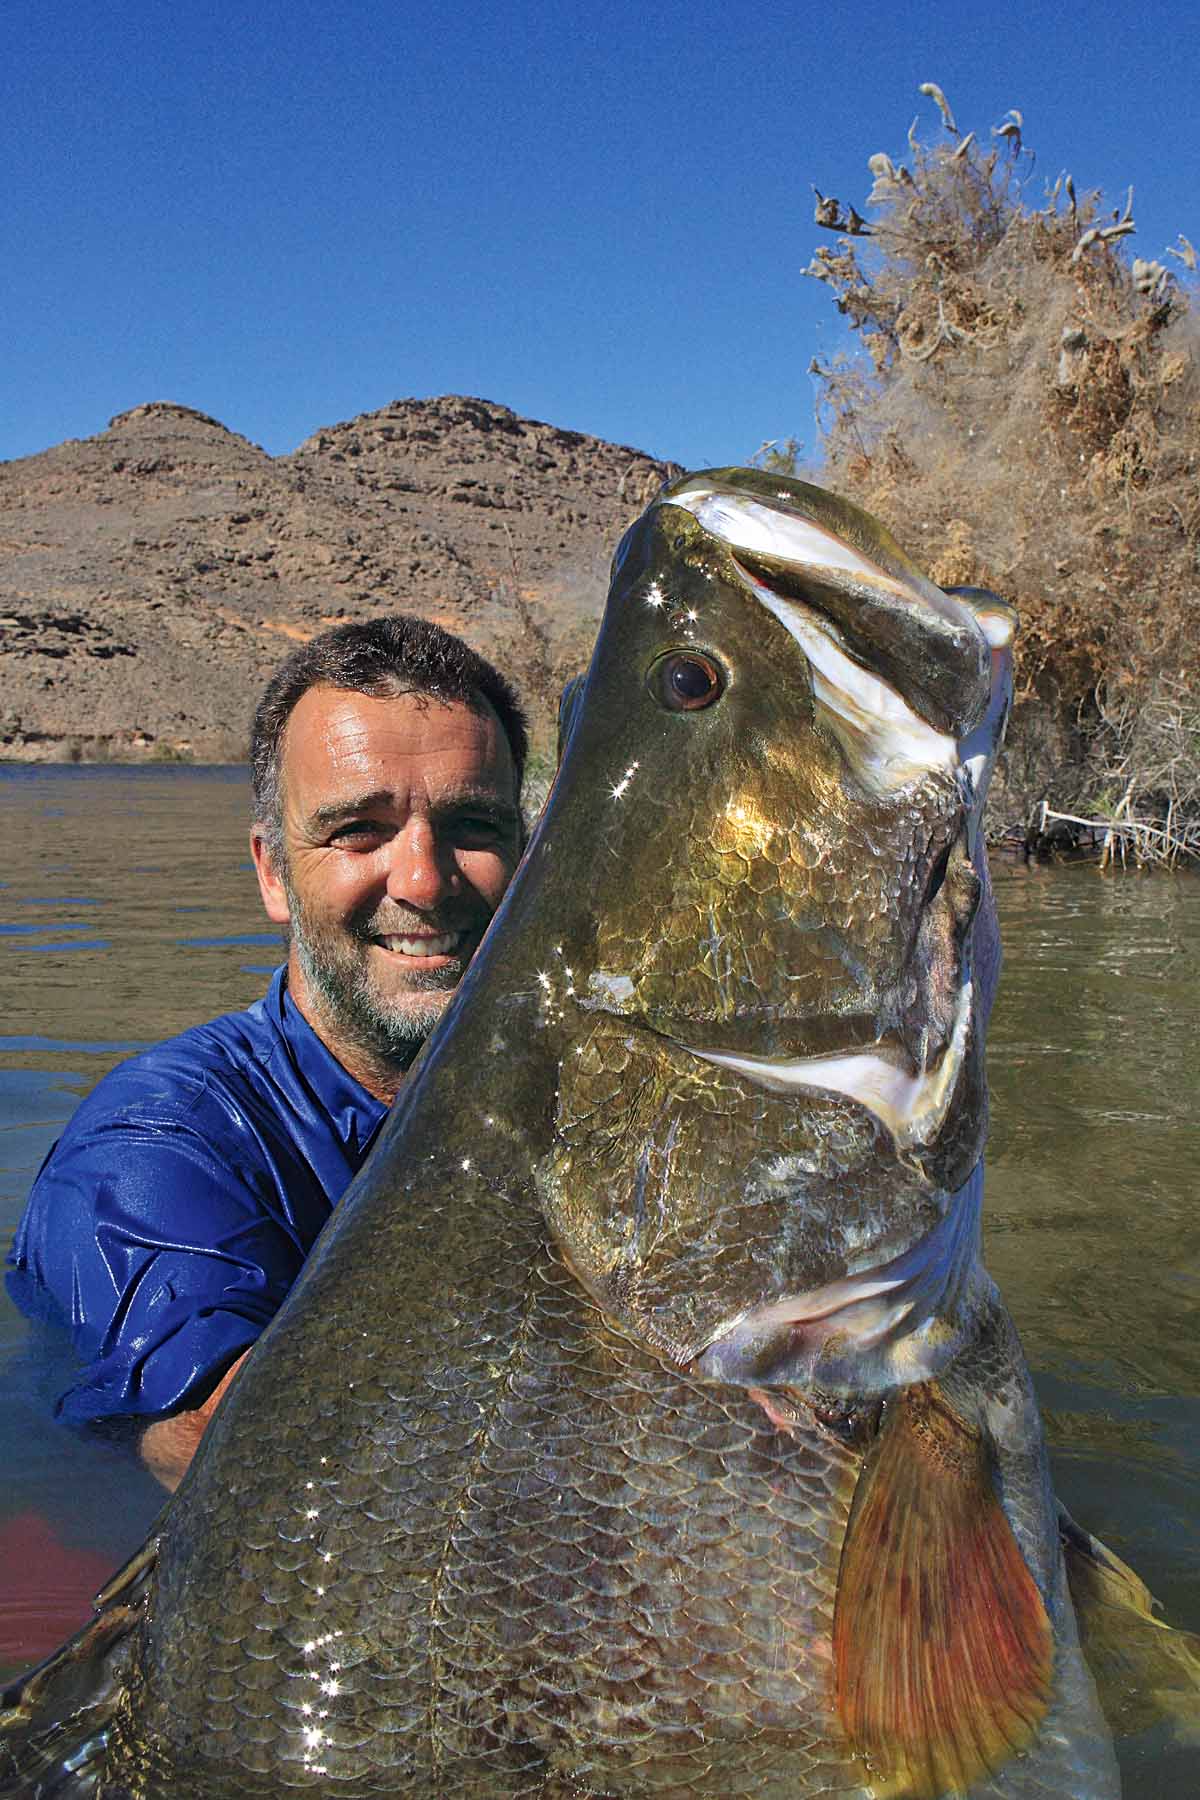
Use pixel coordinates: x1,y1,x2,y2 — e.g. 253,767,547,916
834,1384,1053,1798
1060,1505,1200,1744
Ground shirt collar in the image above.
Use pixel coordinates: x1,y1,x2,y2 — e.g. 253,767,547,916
267,966,389,1158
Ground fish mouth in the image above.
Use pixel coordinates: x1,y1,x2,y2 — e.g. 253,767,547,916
661,476,992,744
690,1165,983,1388
672,977,973,1155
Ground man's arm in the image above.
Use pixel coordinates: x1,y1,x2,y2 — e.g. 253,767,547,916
138,1351,249,1490
10,1102,316,1451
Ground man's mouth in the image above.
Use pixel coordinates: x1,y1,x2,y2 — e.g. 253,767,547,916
374,930,465,960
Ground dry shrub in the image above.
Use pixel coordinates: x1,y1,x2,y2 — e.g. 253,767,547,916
800,94,1200,850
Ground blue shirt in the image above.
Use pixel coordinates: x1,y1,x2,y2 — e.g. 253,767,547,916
7,969,387,1426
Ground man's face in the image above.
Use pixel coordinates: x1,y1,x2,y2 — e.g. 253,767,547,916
252,684,522,1092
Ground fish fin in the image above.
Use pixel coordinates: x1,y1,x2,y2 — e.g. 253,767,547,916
834,1384,1053,1798
1060,1505,1200,1744
0,1534,158,1796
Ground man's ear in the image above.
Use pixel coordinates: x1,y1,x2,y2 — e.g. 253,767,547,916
250,825,291,926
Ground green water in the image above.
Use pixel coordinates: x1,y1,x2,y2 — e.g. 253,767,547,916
0,766,1196,1790
983,859,1199,1791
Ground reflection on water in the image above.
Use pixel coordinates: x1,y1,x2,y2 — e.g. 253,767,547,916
0,768,1196,1788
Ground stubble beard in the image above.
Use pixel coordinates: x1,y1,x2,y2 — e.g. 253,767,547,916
283,880,465,1078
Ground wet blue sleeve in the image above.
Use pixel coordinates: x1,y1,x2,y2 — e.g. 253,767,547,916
11,1107,311,1426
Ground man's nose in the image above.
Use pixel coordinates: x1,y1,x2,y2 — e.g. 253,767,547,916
385,819,457,911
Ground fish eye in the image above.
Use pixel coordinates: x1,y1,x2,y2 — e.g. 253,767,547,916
648,651,725,712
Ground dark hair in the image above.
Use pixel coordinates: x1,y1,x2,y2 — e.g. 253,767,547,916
251,616,528,841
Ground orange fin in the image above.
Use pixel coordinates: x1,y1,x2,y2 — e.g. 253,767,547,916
834,1384,1053,1798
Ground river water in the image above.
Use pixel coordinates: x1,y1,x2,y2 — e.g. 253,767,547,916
0,764,1196,1790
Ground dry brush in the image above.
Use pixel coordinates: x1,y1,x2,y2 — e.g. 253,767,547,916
799,88,1200,859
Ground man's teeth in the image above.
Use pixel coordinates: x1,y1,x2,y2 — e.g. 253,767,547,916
379,932,461,956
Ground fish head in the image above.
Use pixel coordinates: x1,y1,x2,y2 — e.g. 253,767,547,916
507,469,1015,1392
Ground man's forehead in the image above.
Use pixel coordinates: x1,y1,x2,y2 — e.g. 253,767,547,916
309,783,520,827
279,684,516,808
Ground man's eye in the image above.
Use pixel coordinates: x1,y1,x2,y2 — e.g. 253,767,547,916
453,816,504,843
329,821,386,845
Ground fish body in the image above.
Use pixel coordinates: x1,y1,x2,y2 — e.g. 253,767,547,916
0,472,1139,1796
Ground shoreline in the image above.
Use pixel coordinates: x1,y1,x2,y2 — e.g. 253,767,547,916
4,752,1195,869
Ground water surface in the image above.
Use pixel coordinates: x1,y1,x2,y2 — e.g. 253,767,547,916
0,766,1196,1789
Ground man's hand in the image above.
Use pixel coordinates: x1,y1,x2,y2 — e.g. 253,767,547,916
139,1352,249,1491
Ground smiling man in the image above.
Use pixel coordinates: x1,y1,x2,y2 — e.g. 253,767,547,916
250,636,524,1101
9,619,527,1487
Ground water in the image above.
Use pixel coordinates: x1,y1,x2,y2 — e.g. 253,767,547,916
0,765,276,1673
0,766,1196,1789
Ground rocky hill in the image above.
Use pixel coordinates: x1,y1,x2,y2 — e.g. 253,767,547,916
0,397,677,763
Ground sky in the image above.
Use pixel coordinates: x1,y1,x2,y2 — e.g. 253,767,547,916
3,0,1198,472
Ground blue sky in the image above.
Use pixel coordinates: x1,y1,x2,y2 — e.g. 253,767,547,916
4,0,1197,470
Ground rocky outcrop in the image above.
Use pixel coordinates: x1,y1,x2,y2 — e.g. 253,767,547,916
0,398,676,761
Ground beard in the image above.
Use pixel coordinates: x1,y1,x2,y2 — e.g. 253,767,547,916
283,882,467,1074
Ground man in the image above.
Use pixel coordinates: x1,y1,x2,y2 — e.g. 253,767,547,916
9,617,527,1488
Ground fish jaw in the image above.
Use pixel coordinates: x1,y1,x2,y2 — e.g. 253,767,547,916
734,561,959,793
663,469,992,740
690,1162,988,1394
542,992,991,1395
677,975,975,1157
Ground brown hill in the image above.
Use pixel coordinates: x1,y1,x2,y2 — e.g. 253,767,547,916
0,396,677,764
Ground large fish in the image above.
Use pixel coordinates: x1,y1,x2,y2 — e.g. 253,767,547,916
1,471,1191,1797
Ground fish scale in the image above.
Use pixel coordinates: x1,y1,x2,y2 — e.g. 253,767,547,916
94,1234,1116,1797
101,1209,865,1796
117,1183,552,1793
93,1211,1061,1800
425,1261,859,1794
